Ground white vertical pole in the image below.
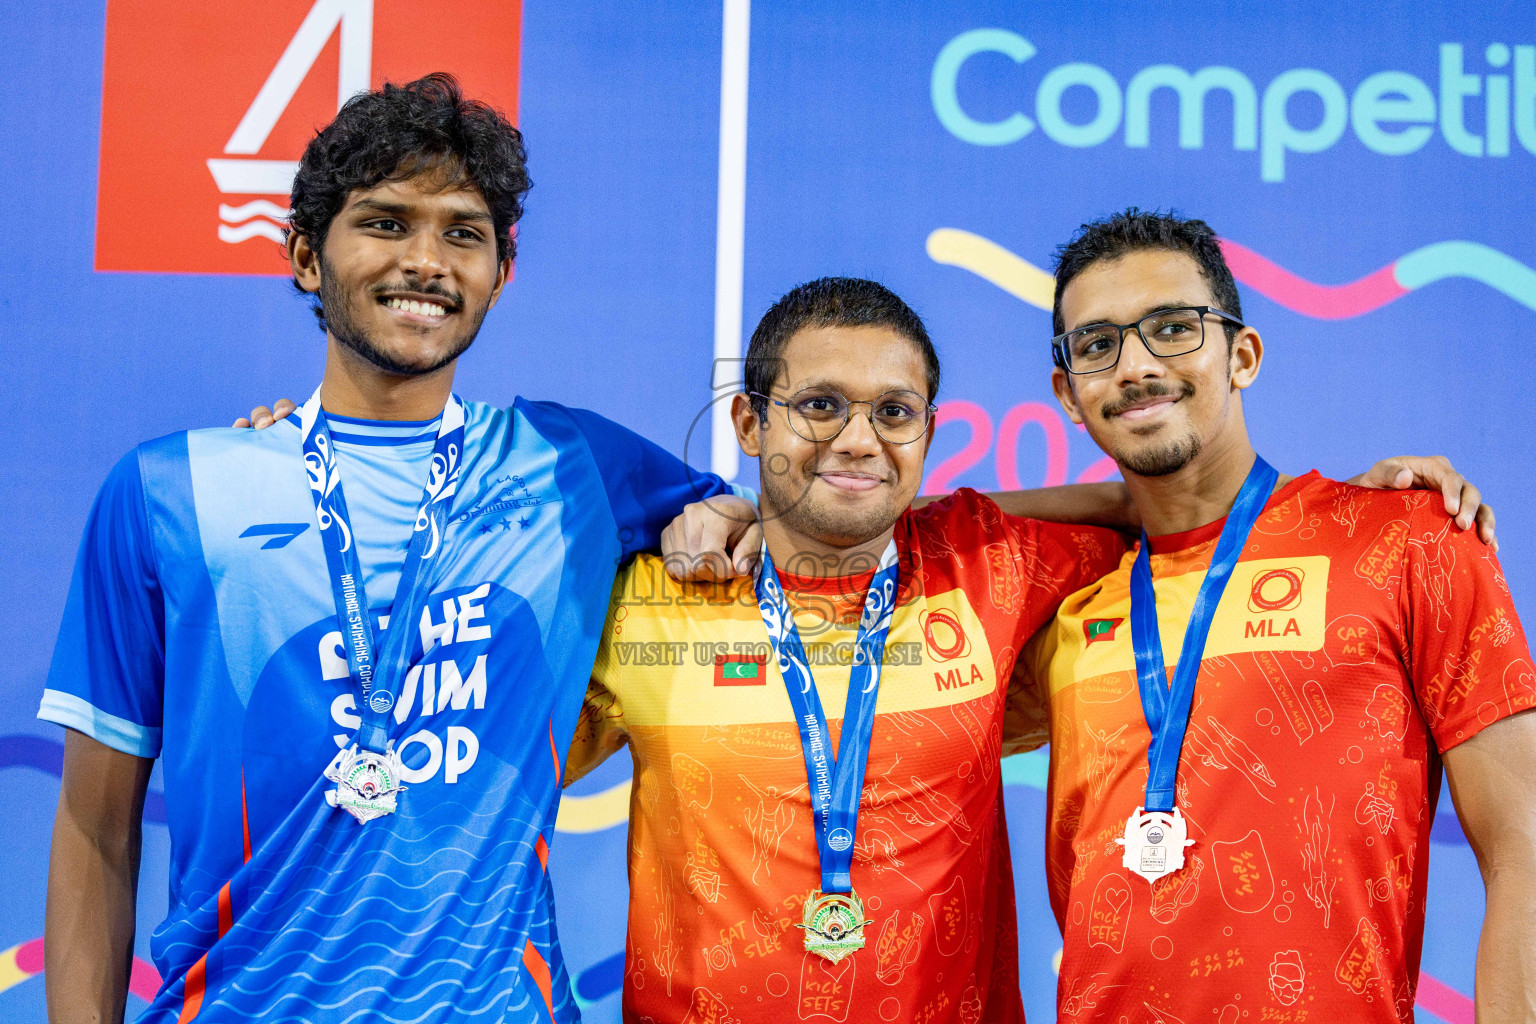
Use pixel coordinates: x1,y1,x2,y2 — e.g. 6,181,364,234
711,0,750,481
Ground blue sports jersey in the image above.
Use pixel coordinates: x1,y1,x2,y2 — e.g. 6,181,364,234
39,397,733,1023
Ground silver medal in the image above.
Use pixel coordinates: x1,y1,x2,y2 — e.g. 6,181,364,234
324,741,407,823
1116,806,1195,883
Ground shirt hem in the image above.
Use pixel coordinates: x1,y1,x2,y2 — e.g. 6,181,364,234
1434,698,1536,754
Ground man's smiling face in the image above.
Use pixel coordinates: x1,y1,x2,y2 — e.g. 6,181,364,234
291,169,510,377
743,323,932,552
1052,249,1258,478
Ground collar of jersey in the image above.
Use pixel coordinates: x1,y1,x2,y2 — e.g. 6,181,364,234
321,411,444,448
777,564,878,597
1145,470,1318,555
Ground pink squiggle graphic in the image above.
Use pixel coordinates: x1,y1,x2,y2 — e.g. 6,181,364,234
1221,238,1536,320
0,938,162,1001
1415,971,1475,1024
1220,240,1406,319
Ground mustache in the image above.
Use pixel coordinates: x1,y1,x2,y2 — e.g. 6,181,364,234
370,281,463,311
1101,380,1195,419
811,463,894,485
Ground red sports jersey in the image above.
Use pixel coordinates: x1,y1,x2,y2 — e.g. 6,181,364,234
1021,472,1535,1022
568,489,1124,1023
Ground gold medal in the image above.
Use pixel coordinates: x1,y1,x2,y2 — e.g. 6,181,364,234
798,889,868,963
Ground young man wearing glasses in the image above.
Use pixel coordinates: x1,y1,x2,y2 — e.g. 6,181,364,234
565,276,1133,1023
1016,209,1536,1020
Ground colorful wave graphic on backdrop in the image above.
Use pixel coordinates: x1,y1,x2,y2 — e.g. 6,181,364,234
0,938,161,1003
927,228,1536,318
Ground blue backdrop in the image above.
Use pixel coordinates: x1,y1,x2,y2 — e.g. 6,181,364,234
2,2,1531,1021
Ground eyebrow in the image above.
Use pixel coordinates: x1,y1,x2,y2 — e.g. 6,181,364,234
348,198,494,224
785,378,923,395
1067,301,1204,332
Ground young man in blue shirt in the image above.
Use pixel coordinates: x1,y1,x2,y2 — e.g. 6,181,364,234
39,74,741,1024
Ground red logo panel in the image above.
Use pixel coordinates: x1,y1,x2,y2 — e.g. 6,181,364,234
96,0,522,275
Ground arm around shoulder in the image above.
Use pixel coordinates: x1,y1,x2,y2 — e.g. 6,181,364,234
928,480,1138,533
563,570,638,786
559,405,735,560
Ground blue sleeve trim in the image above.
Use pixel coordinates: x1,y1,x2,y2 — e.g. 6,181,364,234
38,689,161,758
728,484,757,504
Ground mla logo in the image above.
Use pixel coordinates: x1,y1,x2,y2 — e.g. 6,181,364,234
95,0,521,275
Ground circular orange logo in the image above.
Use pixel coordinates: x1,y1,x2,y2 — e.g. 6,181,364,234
921,609,970,661
1249,568,1303,612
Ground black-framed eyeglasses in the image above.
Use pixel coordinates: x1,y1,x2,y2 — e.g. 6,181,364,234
750,387,935,445
1051,305,1245,375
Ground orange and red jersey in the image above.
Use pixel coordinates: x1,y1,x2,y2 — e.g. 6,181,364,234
1021,472,1535,1021
568,489,1123,1023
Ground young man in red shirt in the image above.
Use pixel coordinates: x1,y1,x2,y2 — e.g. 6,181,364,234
568,277,1129,1022
1019,209,1534,1020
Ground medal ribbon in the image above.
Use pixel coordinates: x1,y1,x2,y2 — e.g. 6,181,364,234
1129,455,1278,813
300,388,466,754
755,541,899,894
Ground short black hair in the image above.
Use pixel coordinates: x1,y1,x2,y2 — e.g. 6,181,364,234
744,277,939,413
288,72,530,273
1051,208,1242,337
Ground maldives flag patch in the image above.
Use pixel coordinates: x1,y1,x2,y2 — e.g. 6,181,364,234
1083,618,1124,645
715,654,768,686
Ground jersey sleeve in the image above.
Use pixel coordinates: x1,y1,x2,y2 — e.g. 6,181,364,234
565,570,634,786
998,505,1128,651
37,449,165,758
563,407,748,562
915,489,1126,651
912,489,1122,754
1402,496,1536,751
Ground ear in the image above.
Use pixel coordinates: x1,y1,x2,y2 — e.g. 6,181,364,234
920,410,937,459
288,232,322,294
732,392,763,457
1229,327,1263,390
1051,366,1085,425
486,256,513,310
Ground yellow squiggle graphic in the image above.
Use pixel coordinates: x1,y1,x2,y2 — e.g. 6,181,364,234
555,779,632,833
926,228,1054,310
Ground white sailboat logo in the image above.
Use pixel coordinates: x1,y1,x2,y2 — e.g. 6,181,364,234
207,0,373,244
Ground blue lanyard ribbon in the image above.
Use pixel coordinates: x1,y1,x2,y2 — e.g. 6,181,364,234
755,541,899,894
300,388,466,754
1129,455,1278,813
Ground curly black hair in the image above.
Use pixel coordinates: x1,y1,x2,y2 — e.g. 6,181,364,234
744,277,940,413
1051,208,1242,338
288,72,530,274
